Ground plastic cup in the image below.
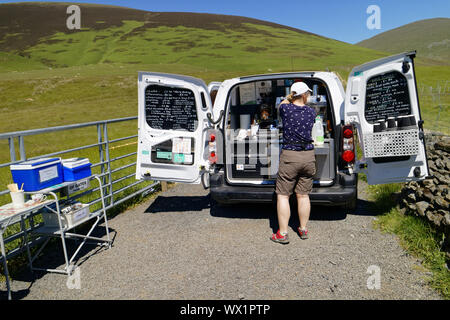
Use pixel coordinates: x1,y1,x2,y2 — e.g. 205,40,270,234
240,114,251,129
397,115,411,130
408,115,417,127
10,191,25,208
373,123,382,133
387,117,397,131
377,119,386,131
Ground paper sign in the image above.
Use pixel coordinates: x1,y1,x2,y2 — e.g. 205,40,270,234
173,153,185,163
67,179,89,195
39,165,58,183
184,154,193,163
239,83,257,105
172,137,192,154
256,81,272,96
156,151,172,160
73,207,88,222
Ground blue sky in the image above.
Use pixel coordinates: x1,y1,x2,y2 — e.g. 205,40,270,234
2,0,449,43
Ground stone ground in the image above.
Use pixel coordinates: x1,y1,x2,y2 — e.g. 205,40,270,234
1,180,443,300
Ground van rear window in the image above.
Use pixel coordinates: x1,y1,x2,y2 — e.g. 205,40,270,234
145,85,198,132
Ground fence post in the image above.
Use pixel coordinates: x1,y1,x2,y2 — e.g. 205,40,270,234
97,123,107,205
103,123,114,207
8,137,16,162
19,136,26,161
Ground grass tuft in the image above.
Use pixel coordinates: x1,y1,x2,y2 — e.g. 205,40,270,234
369,183,450,299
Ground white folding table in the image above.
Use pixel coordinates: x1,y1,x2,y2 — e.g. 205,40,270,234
0,198,55,300
1,175,112,300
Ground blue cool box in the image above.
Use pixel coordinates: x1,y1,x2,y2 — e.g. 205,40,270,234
62,158,92,182
10,158,64,192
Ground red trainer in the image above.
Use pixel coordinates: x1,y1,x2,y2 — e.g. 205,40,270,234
270,230,289,244
298,227,308,240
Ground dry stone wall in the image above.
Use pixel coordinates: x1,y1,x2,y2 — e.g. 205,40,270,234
399,133,449,262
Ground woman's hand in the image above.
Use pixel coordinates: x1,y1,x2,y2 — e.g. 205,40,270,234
280,99,290,105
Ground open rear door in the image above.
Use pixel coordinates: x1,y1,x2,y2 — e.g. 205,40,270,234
345,51,429,185
136,72,212,184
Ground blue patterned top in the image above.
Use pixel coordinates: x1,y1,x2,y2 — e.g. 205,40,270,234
280,103,316,151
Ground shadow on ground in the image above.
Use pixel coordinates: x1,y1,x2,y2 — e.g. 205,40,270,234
1,223,116,300
144,191,377,234
145,195,210,213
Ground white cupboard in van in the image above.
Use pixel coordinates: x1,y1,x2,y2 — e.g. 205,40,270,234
136,52,429,210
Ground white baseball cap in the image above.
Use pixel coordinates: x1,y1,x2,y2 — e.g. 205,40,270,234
290,82,312,97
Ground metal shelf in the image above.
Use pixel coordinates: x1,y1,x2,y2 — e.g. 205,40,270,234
25,175,112,279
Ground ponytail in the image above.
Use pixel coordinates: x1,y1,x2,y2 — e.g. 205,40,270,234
286,92,297,103
286,92,309,104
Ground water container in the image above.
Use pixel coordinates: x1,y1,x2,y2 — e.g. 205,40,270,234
10,158,63,191
62,158,92,182
313,116,324,146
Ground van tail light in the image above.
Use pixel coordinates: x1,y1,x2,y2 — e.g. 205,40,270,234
341,124,355,165
342,150,355,163
209,132,217,164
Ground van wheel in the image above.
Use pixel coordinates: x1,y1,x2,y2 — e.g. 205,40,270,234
343,197,357,211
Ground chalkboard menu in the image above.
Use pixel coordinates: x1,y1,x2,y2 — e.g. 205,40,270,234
145,85,198,132
365,71,411,123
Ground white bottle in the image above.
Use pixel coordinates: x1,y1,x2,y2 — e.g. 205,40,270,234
313,115,324,146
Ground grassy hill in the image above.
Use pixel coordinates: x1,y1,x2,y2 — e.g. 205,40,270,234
0,2,447,137
357,18,450,63
0,2,389,73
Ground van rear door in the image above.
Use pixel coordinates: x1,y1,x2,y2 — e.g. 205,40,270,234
136,72,212,184
345,51,429,185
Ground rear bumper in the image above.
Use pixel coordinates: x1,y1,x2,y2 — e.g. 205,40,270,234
210,173,357,205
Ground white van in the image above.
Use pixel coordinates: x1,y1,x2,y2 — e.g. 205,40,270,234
136,51,429,211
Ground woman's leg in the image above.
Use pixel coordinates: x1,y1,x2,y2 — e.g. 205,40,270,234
277,194,291,234
296,194,310,230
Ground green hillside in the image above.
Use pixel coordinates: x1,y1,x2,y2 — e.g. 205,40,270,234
0,2,389,73
0,2,447,136
357,18,450,63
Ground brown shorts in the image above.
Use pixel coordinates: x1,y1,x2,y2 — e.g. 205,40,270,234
275,149,316,196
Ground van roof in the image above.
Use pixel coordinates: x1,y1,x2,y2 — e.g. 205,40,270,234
239,71,316,80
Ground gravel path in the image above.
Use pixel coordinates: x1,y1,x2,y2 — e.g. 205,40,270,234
2,180,442,300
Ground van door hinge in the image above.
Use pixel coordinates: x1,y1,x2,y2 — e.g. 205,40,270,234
402,61,411,73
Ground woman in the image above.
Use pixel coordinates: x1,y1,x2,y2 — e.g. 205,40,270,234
270,82,316,244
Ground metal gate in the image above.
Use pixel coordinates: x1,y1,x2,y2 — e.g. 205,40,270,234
0,117,159,266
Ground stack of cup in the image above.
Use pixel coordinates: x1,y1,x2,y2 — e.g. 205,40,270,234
397,115,414,130
10,190,25,208
373,119,387,133
398,114,418,130
387,117,397,131
377,119,386,131
373,123,381,133
408,115,417,127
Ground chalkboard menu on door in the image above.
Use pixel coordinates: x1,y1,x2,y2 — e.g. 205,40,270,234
365,71,411,123
145,85,198,132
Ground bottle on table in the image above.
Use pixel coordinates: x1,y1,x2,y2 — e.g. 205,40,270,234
312,115,324,146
